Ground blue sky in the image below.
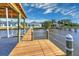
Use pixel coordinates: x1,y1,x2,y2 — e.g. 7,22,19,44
22,3,79,23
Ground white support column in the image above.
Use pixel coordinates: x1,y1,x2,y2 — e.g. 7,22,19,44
6,8,9,38
18,13,21,42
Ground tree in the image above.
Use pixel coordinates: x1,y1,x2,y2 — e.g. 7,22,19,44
20,22,27,28
63,19,71,26
51,19,56,28
43,21,52,29
52,19,56,24
58,19,72,27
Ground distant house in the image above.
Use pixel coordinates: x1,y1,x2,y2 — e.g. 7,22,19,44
0,21,17,27
52,22,60,29
28,22,42,28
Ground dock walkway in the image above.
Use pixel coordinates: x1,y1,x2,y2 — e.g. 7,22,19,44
10,29,65,56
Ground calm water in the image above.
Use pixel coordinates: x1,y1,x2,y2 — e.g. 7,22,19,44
0,37,17,56
33,29,47,39
0,29,79,56
0,29,25,38
0,29,26,56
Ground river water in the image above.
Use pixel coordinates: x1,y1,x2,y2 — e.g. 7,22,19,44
33,29,47,39
0,29,79,56
0,29,26,56
0,29,25,38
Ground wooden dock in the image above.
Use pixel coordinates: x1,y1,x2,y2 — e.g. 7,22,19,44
10,39,65,56
10,29,65,56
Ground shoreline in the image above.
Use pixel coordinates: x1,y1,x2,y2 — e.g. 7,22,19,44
0,27,26,30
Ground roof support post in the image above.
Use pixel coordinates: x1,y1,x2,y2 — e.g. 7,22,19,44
6,7,9,38
17,13,21,43
23,18,25,34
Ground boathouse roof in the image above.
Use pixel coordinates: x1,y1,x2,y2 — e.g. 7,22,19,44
0,3,27,19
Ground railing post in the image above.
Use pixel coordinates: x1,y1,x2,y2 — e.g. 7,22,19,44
47,29,49,39
31,29,33,41
23,18,25,34
65,34,74,56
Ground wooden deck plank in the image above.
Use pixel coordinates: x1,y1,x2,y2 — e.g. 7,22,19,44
44,40,65,56
9,31,65,56
10,39,65,56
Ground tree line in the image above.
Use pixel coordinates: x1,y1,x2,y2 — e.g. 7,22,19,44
42,19,79,29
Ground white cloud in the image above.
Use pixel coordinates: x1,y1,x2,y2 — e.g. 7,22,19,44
61,6,76,15
35,4,42,8
30,3,45,8
27,9,32,13
43,8,53,14
24,3,79,19
43,7,57,14
24,3,58,14
30,4,35,7
28,3,58,10
54,8,62,13
54,5,79,19
42,4,58,14
42,4,57,9
69,11,79,19
54,6,76,15
54,5,77,16
24,3,29,6
64,9,77,15
38,3,49,8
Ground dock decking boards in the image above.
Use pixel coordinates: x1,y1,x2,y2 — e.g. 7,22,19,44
10,30,65,56
10,39,65,56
